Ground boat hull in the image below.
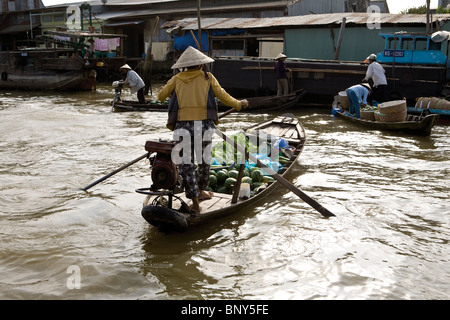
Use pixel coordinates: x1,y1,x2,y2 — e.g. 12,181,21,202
212,57,446,104
332,106,439,136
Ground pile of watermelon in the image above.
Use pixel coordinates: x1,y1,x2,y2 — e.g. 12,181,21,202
207,165,275,195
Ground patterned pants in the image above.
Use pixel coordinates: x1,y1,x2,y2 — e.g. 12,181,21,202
173,120,215,199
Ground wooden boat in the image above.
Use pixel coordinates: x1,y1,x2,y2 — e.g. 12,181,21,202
112,100,168,112
331,105,440,136
110,80,169,112
0,30,126,91
218,89,306,111
136,113,306,233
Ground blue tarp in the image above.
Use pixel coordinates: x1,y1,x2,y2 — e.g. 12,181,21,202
174,31,209,51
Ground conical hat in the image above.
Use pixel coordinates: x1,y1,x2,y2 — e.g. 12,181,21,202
120,64,132,70
171,46,214,69
275,53,287,60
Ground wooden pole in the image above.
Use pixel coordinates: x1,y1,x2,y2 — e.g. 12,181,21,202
333,17,346,60
197,0,202,51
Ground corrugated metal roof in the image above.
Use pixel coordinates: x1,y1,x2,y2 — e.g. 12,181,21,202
162,13,450,30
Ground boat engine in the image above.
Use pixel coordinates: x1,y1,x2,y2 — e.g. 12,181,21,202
145,140,179,190
137,140,190,233
112,80,123,103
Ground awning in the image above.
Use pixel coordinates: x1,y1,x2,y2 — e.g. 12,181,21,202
104,21,144,27
0,24,40,35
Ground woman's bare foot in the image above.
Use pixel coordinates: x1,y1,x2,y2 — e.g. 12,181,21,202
198,190,213,201
190,198,201,213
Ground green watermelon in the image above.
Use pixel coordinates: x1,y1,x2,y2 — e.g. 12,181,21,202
228,170,239,179
217,186,229,194
216,170,228,184
209,175,218,188
251,182,264,190
224,177,237,188
251,169,263,183
262,176,274,183
241,177,253,184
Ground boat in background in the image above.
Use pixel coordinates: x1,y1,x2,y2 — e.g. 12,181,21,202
218,89,306,111
331,102,439,136
0,30,127,91
212,32,449,105
406,96,450,125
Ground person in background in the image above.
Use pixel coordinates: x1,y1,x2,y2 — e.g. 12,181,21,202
363,53,388,103
346,83,372,118
157,46,249,213
275,53,290,96
119,64,145,104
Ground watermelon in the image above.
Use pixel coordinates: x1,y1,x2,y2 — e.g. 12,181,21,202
217,186,229,194
251,182,264,190
262,176,274,183
241,177,253,184
209,175,218,188
216,170,228,184
228,170,239,179
224,177,237,188
251,169,263,183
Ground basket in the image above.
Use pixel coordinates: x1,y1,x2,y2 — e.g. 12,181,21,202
360,110,376,121
374,109,407,122
376,100,407,122
338,91,349,110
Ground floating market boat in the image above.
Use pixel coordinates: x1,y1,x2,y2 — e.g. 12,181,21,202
0,30,126,91
136,113,307,233
406,96,450,124
331,104,439,136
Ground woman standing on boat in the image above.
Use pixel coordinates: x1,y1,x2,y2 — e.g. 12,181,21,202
157,46,248,213
275,53,290,96
346,83,372,118
119,64,146,104
363,54,388,103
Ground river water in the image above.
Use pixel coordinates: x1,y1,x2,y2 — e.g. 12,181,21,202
0,84,449,301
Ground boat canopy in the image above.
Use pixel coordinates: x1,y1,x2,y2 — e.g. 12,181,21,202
376,32,447,65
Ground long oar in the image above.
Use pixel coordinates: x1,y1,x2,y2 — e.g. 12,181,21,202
215,128,336,218
81,153,148,191
81,108,237,191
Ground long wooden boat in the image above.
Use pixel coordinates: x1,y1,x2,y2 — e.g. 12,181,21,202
136,113,306,233
218,89,306,111
332,106,439,136
112,99,169,112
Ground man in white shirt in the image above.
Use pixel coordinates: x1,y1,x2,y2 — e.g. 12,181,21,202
363,54,388,103
120,64,146,103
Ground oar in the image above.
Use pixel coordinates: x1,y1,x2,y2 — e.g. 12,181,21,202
81,107,238,191
81,153,148,191
215,128,336,218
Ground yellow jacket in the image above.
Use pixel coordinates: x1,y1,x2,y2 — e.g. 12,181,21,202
157,69,242,122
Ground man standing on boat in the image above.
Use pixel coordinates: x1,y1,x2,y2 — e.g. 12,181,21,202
157,46,248,213
346,83,372,118
275,53,290,96
120,64,146,104
363,54,388,103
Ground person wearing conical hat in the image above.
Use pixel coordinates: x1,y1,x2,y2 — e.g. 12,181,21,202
345,83,372,118
119,64,146,104
157,46,248,213
363,53,388,103
275,53,290,96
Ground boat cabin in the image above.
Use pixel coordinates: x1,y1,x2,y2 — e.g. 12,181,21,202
376,32,448,65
